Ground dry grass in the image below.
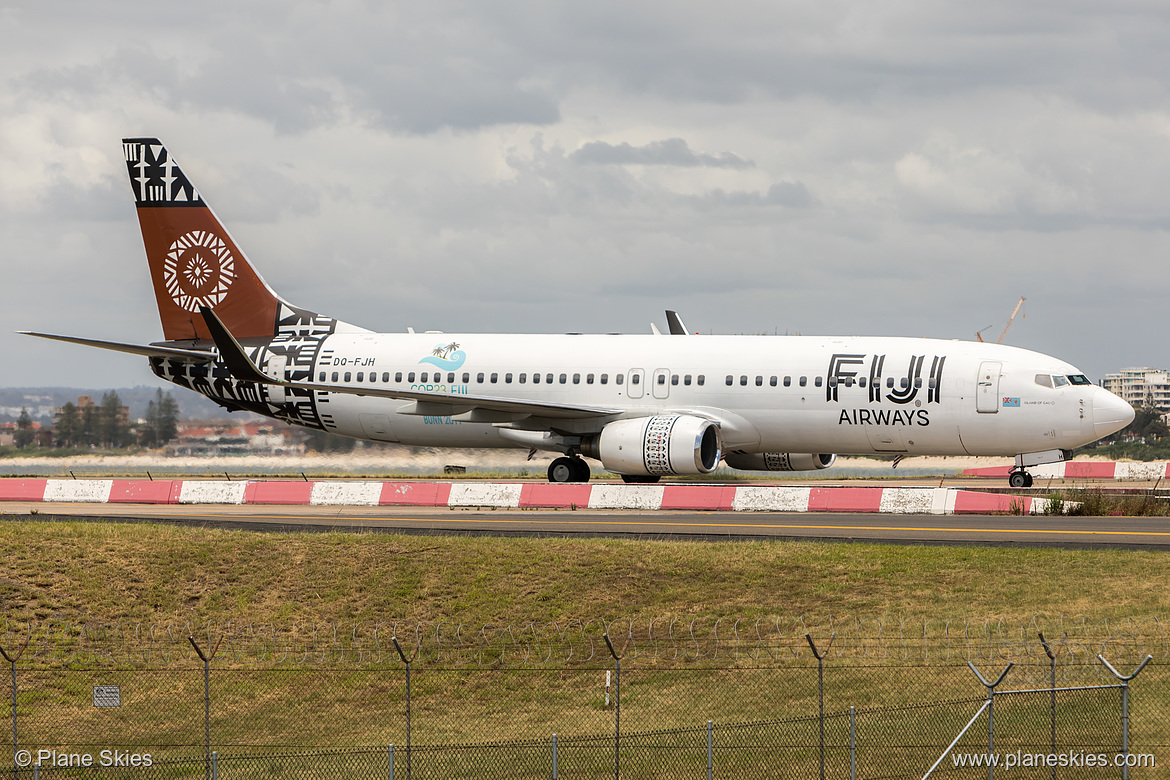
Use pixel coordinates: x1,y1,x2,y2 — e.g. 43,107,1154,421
1,520,1168,626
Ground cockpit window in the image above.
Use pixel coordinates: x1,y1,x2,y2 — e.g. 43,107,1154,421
1053,375,1070,387
1068,374,1092,385
1034,374,1053,388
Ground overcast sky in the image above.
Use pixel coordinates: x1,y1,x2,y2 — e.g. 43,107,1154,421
2,0,1168,388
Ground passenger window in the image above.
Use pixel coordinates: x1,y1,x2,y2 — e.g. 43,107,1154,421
769,376,777,387
559,373,567,384
573,373,581,384
332,371,339,382
726,375,734,386
914,378,922,388
546,373,554,384
799,376,807,387
587,374,595,384
900,378,908,389
828,377,838,387
859,377,866,388
740,375,748,386
407,372,415,383
344,372,352,382
477,372,485,383
684,375,692,386
420,372,428,383
631,374,640,385
382,372,390,382
615,374,623,385
319,372,326,382
519,373,527,383
844,377,853,387
671,374,679,385
887,377,895,388
697,375,705,386
356,372,364,382
490,373,498,383
448,372,455,383
505,373,513,383
814,377,823,387
783,376,791,387
395,372,402,382
462,372,470,384
755,376,763,386
533,373,541,384
601,374,609,384
657,374,666,385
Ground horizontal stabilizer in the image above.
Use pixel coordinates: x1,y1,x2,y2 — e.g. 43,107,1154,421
18,332,215,361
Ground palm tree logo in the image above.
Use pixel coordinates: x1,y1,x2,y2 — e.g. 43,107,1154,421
420,342,466,370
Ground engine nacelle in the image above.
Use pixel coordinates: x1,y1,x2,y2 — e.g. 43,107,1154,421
582,415,722,476
723,452,837,472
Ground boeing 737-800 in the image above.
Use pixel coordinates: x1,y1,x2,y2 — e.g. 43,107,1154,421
22,138,1135,487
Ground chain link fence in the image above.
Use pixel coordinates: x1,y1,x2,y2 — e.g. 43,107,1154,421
2,617,1165,778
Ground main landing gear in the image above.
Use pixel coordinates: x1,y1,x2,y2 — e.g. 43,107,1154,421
548,456,591,483
1008,469,1034,489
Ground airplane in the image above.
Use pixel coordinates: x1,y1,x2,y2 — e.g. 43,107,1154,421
22,138,1135,488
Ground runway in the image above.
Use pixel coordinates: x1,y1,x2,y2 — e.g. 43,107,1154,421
4,501,1170,550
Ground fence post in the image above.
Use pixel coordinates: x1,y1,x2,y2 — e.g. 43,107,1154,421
1097,653,1152,780
707,721,713,780
211,751,218,780
805,633,835,780
1038,632,1063,780
188,634,222,780
849,706,856,780
552,733,557,780
0,634,29,780
967,662,1013,780
603,634,627,780
392,636,418,780
389,744,394,780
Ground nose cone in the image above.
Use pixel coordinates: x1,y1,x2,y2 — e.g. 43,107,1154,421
1094,389,1135,439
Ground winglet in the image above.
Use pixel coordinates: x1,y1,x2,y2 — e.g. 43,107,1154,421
665,310,690,335
199,306,274,385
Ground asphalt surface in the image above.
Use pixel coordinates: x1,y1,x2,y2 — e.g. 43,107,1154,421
4,501,1170,550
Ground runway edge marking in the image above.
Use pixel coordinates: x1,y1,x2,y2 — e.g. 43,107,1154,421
0,479,1064,515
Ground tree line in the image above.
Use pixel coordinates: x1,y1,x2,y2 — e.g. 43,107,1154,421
12,389,180,450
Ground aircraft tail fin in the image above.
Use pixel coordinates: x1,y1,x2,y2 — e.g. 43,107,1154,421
122,138,327,342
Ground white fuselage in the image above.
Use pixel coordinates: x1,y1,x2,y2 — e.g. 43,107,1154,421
212,332,1126,458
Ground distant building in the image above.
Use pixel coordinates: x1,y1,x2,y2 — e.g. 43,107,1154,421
1102,368,1170,413
165,421,305,457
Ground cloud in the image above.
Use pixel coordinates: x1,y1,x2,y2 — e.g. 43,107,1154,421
572,138,754,169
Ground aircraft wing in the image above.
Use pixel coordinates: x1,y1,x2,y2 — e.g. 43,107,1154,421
198,307,621,421
19,332,216,361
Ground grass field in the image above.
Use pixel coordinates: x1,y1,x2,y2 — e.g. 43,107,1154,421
1,518,1168,627
3,519,1168,777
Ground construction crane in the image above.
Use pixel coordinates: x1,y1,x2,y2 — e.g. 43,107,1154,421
976,297,1026,343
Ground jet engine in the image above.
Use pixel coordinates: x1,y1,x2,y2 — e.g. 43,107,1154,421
723,452,837,471
581,415,722,476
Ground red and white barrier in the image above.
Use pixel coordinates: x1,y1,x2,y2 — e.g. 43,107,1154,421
0,479,1060,515
963,461,1170,480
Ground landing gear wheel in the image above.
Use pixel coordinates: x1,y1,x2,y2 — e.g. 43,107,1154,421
548,456,591,483
621,474,661,484
1008,470,1033,489
548,457,575,483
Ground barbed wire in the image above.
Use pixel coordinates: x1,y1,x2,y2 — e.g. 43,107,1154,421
0,615,1163,677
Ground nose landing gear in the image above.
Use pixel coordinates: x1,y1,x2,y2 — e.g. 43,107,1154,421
1008,469,1034,489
